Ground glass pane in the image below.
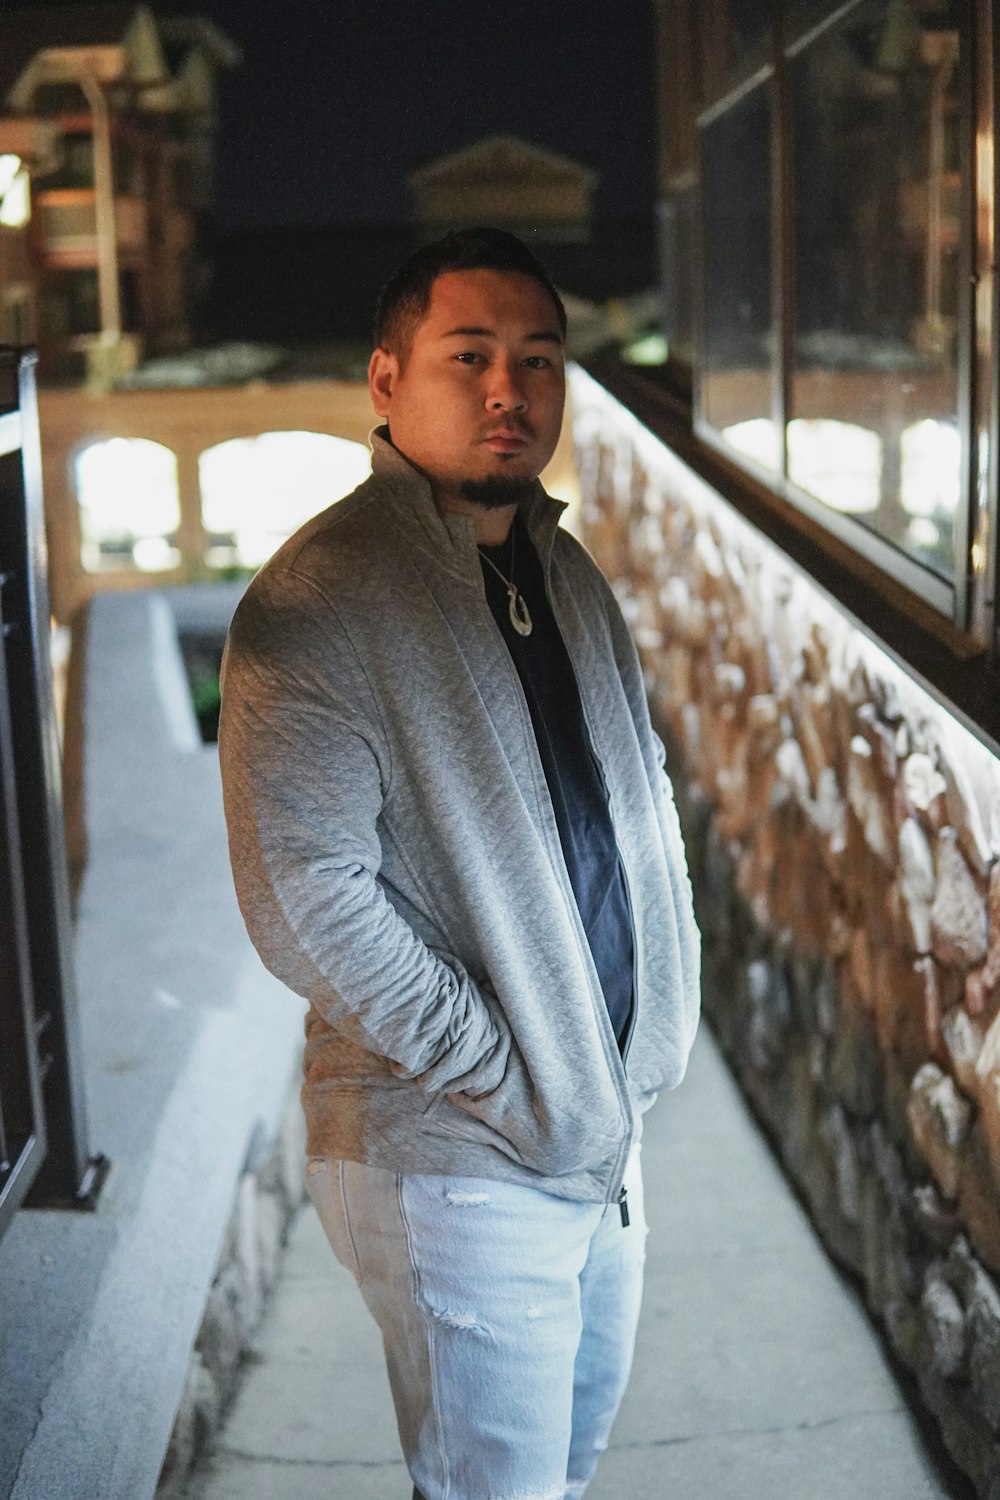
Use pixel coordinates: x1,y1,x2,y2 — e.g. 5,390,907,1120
728,0,772,60
199,432,371,569
702,0,773,100
45,132,94,191
789,0,963,581
76,438,181,573
700,84,778,470
658,187,696,367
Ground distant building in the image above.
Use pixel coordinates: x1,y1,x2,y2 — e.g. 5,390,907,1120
0,2,240,383
408,134,598,244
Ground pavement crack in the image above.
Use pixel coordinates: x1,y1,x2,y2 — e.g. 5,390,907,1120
9,1400,47,1497
213,1445,405,1470
611,1405,905,1452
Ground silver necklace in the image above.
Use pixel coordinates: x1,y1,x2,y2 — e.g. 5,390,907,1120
478,526,533,637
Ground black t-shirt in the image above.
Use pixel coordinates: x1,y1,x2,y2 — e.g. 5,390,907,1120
478,514,634,1051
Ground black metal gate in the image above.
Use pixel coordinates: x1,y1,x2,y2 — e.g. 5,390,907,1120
0,347,107,1244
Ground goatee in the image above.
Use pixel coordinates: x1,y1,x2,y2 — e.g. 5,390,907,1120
459,475,536,511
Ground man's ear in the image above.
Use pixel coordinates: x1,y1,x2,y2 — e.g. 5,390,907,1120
369,347,397,417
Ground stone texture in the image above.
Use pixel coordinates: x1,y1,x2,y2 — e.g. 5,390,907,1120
967,866,1000,1022
574,380,1000,1500
908,1063,973,1200
846,735,895,865
912,1183,962,1250
940,1007,984,1096
918,1269,966,1379
828,1006,880,1120
821,1102,862,1226
902,753,948,827
942,752,994,877
897,817,936,954
156,1095,302,1499
870,945,929,1061
745,958,792,1074
958,1126,1000,1279
931,830,988,971
968,1259,1000,1430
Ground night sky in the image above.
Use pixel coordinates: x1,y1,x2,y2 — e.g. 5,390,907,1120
174,0,657,231
10,0,661,223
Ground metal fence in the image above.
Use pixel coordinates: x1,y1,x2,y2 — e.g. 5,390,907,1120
0,347,106,1245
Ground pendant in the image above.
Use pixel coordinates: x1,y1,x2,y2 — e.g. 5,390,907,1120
507,586,533,637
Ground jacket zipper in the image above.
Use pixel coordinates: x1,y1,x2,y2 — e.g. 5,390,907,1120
613,847,641,1228
617,852,640,1066
534,550,641,1219
481,528,639,1217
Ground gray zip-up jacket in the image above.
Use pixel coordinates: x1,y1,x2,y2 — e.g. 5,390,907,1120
219,431,700,1205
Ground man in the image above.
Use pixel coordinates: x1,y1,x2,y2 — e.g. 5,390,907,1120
218,227,700,1500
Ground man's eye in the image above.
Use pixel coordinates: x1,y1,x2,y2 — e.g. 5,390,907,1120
523,356,551,369
455,352,483,364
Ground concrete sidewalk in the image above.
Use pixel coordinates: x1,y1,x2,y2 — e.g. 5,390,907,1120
187,1028,975,1500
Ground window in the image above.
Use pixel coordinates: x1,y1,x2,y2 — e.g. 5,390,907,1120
2,286,34,346
701,84,777,472
0,154,30,229
199,432,371,570
45,132,95,191
654,0,700,375
789,3,962,583
75,438,181,573
43,269,100,339
702,0,774,98
655,0,977,628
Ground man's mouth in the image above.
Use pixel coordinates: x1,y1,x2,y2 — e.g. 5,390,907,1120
483,426,533,453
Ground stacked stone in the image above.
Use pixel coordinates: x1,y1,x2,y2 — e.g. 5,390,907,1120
156,1089,306,1498
576,403,1000,1496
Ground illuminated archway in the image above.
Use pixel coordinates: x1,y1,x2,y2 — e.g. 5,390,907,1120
199,431,372,569
787,418,882,514
899,418,960,568
75,437,181,573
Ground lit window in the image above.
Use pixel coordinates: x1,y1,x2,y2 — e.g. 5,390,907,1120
787,419,882,515
76,438,181,573
722,418,783,474
199,431,371,569
701,84,779,475
0,154,30,229
900,419,960,518
899,418,960,574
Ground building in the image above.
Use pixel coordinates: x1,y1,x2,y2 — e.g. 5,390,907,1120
0,3,240,383
563,0,1000,1489
14,3,1000,1492
408,133,597,243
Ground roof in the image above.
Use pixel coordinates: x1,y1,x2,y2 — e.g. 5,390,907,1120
156,15,242,72
0,3,239,112
408,134,598,190
0,4,143,102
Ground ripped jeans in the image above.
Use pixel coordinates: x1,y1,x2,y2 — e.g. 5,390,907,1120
305,1143,645,1500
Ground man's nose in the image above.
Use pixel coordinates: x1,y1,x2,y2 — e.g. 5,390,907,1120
485,360,527,411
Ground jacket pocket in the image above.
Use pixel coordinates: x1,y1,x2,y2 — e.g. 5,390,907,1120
428,1041,622,1179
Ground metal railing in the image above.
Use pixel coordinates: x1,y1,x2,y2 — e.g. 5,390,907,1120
0,347,107,1245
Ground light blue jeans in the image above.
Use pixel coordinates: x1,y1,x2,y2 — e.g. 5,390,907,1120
305,1143,646,1500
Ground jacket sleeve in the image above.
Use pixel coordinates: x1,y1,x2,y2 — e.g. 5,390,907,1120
218,564,511,1097
595,567,702,1045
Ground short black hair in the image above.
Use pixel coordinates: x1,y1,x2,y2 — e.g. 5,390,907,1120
374,226,567,361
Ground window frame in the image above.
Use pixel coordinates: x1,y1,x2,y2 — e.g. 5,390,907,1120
666,0,991,648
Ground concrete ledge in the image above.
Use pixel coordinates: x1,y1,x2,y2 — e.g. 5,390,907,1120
0,584,306,1500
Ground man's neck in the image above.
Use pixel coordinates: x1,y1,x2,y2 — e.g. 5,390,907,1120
434,488,516,545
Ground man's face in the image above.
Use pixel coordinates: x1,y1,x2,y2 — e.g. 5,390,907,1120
369,269,566,505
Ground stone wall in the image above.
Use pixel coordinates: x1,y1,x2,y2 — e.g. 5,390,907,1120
156,1088,306,1499
570,368,1000,1496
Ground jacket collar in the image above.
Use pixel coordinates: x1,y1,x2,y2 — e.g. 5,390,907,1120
369,426,567,582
